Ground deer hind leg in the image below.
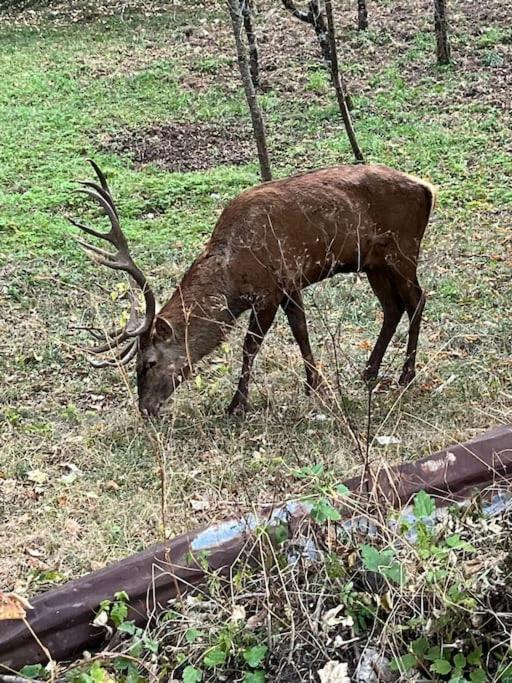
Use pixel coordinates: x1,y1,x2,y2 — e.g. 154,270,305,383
363,269,405,383
227,301,279,415
394,273,426,386
281,291,322,394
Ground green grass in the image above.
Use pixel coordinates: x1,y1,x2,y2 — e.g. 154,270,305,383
0,0,511,593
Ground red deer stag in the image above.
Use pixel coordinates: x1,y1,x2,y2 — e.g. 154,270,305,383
71,161,435,417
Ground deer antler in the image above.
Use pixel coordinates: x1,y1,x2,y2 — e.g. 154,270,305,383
69,160,156,366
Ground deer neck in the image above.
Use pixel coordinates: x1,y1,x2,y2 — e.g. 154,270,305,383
158,248,240,365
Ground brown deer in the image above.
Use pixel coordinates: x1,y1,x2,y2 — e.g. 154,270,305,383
71,160,435,417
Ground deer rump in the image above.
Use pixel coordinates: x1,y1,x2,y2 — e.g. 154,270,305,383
72,163,435,417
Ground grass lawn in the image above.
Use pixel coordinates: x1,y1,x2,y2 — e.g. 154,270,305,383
0,0,511,594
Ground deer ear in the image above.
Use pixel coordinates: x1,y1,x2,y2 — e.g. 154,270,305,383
154,316,174,340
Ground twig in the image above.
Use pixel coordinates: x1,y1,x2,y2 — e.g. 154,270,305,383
240,0,260,87
324,0,364,163
228,0,272,181
22,618,55,681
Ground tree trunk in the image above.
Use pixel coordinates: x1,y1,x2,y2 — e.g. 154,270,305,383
228,0,272,182
241,0,260,88
357,0,368,30
433,0,451,64
324,0,364,163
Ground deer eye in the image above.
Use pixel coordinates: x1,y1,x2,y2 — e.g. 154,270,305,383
146,359,157,370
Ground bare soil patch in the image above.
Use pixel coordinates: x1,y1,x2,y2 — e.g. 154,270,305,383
103,121,255,172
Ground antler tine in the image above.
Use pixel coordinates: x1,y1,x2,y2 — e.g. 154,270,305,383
76,237,117,264
74,187,128,254
88,338,139,368
79,331,131,354
78,181,118,218
68,216,110,243
88,158,111,194
80,290,140,354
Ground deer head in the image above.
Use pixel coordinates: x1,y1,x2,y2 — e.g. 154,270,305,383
70,161,190,417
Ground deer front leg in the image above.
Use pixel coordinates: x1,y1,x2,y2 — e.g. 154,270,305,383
227,302,278,415
281,291,322,394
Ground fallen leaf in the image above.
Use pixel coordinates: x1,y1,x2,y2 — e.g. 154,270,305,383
318,660,350,683
190,497,210,511
64,519,81,536
90,560,105,572
375,435,401,446
322,604,344,628
231,604,246,624
0,592,33,621
26,469,48,485
60,473,77,485
246,609,267,630
26,548,43,558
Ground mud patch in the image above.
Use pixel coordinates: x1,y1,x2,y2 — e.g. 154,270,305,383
103,121,256,172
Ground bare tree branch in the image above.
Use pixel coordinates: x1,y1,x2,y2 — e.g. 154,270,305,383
228,0,272,181
240,0,260,88
282,0,331,65
282,0,309,22
324,0,364,163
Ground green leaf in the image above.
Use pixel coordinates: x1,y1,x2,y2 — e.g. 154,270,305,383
469,668,486,683
360,545,404,584
414,490,436,518
128,639,144,657
183,666,203,683
203,647,227,667
117,620,136,635
311,499,341,523
467,647,482,666
389,653,417,672
143,636,159,653
453,654,466,669
425,645,442,661
19,664,48,680
244,671,266,683
384,562,404,584
445,534,463,547
335,483,350,496
243,644,268,668
110,600,128,627
273,525,288,545
445,534,475,551
431,659,452,675
361,545,389,571
125,664,144,683
295,464,324,478
411,636,429,658
114,590,129,602
185,628,202,644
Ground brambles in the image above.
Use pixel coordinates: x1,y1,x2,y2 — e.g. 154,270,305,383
21,489,512,681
